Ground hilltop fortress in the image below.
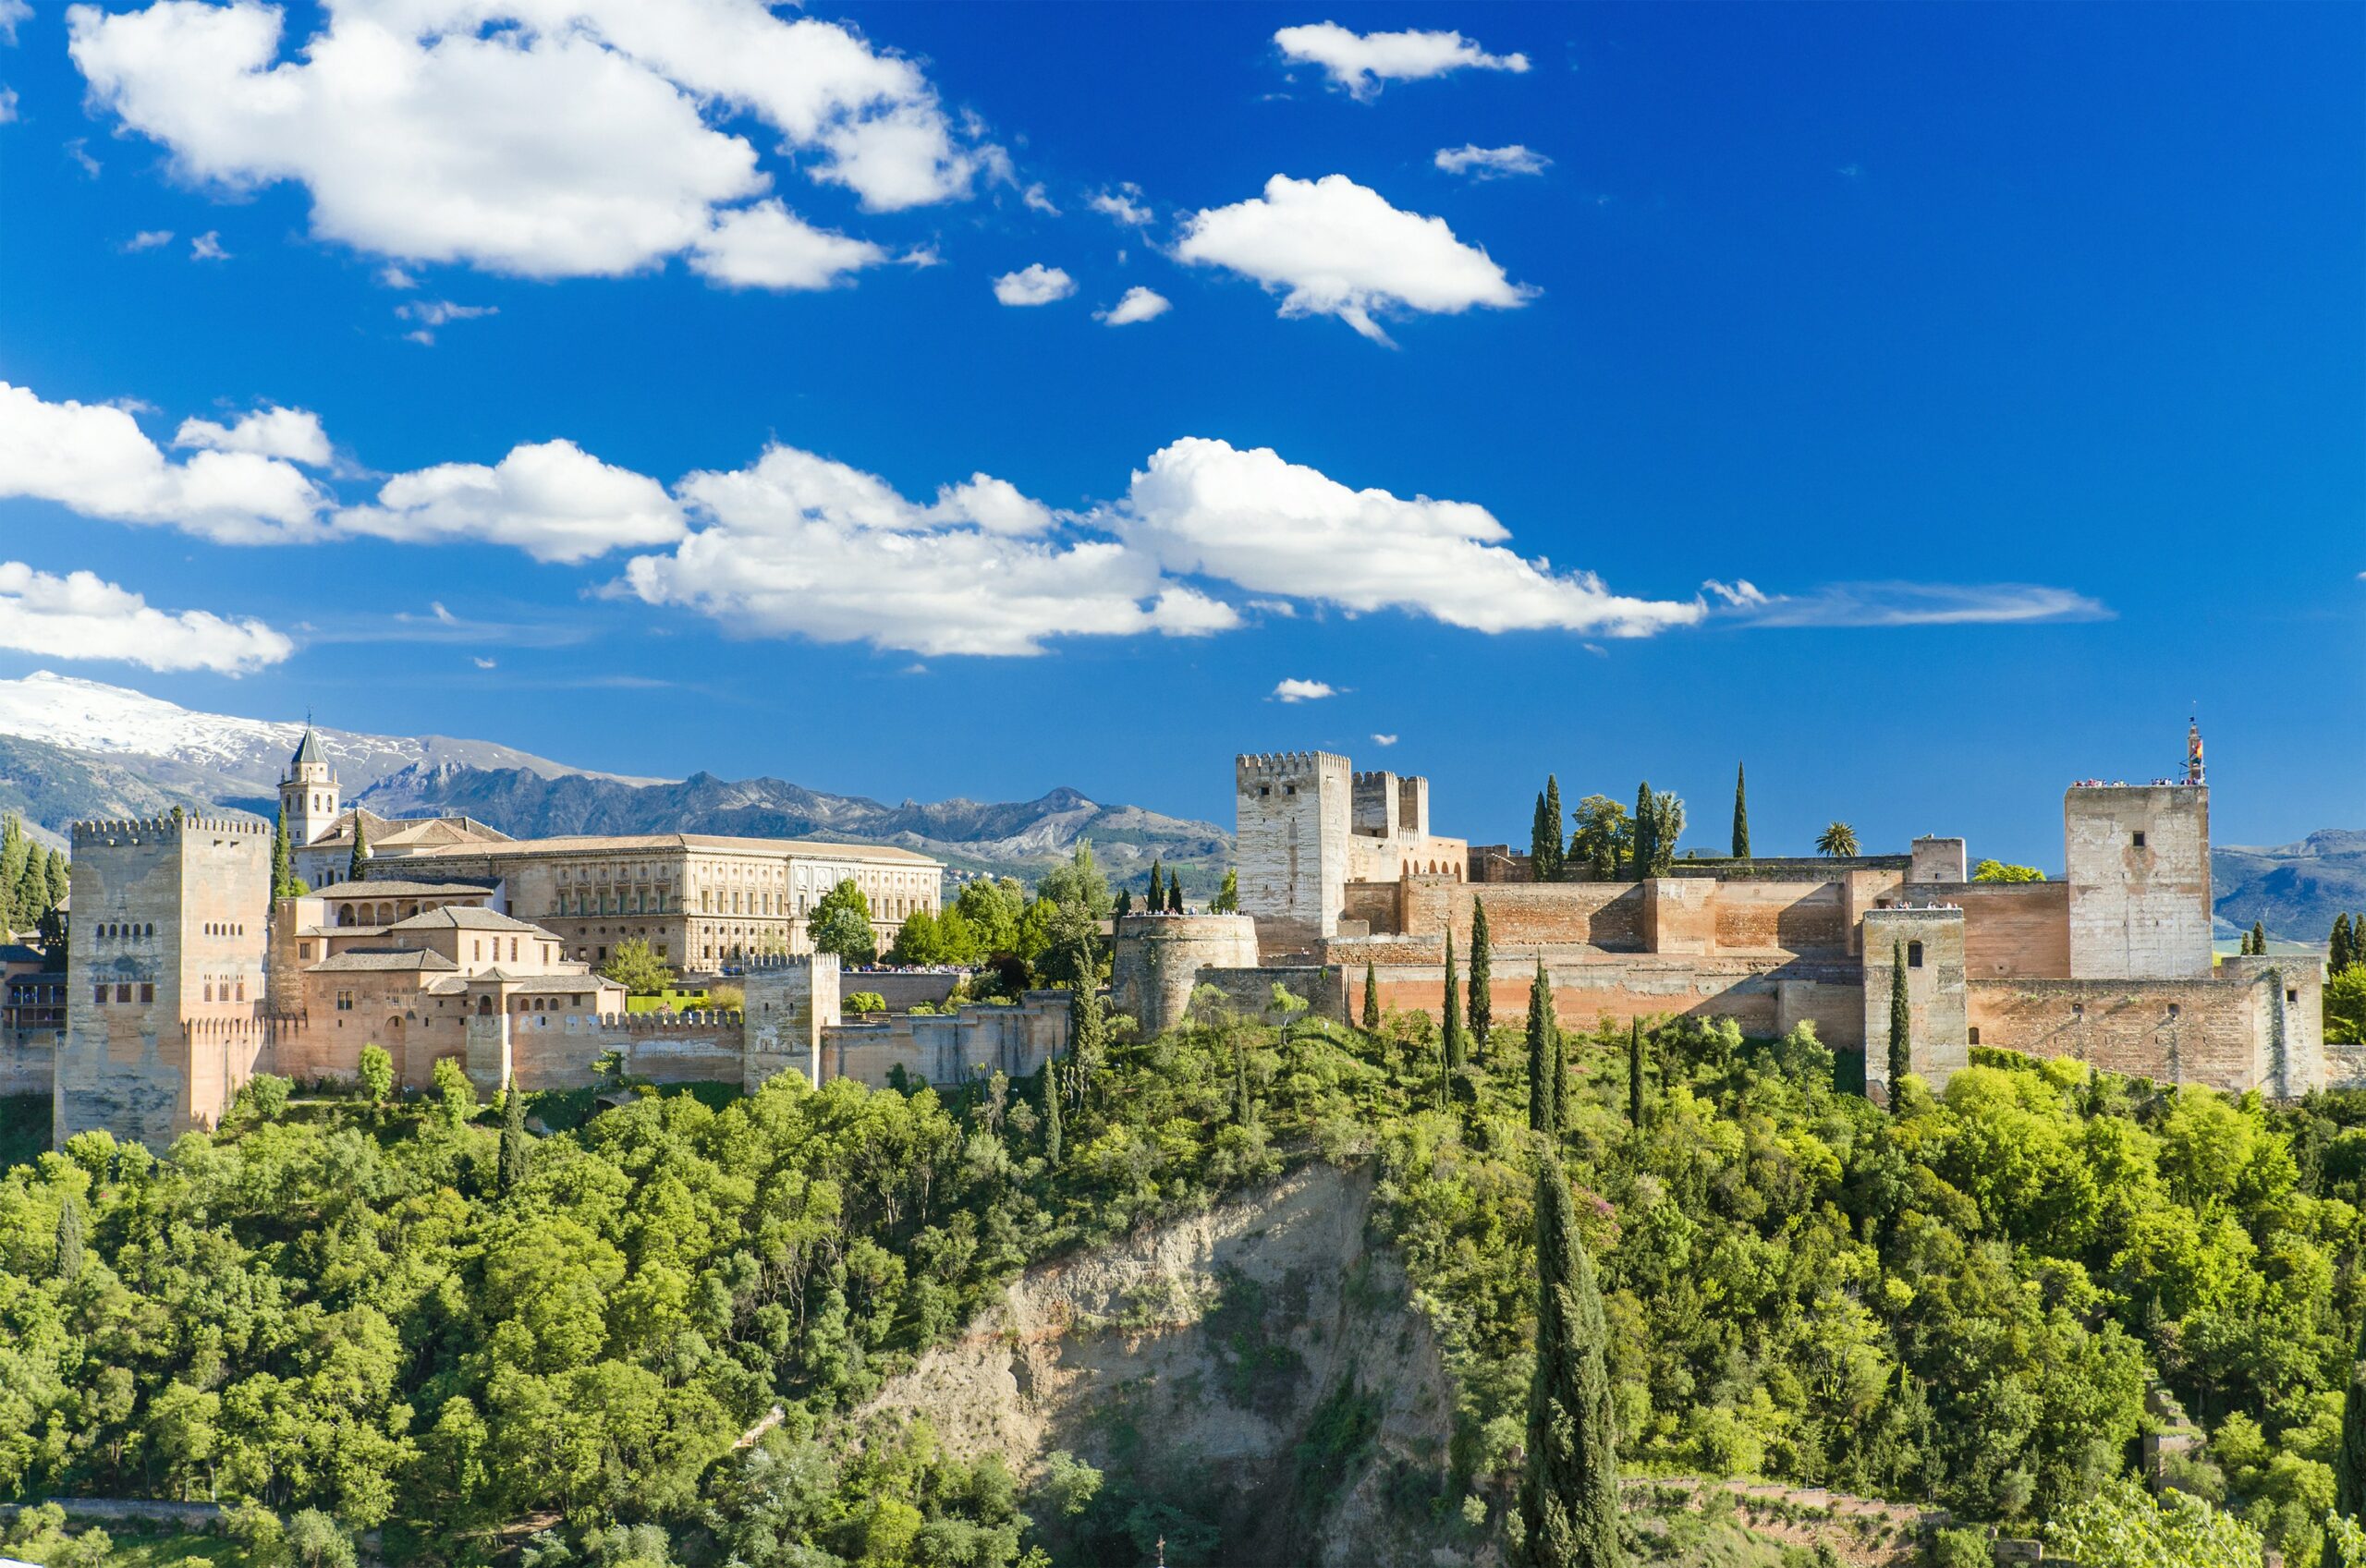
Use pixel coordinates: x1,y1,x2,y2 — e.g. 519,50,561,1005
1113,732,2332,1100
25,730,1061,1150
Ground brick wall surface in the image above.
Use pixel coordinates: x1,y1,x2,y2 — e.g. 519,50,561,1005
1968,957,2324,1095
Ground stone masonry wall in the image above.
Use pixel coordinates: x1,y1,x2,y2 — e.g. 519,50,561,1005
1862,907,1970,1097
1368,957,1868,1050
2066,784,2213,979
1236,752,1352,954
1110,913,1262,1040
1969,956,2325,1096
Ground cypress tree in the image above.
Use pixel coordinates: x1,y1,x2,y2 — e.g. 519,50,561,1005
12,853,44,935
2328,1314,2366,1568
1362,962,1381,1032
1115,888,1132,918
1042,1063,1064,1169
1731,762,1750,859
44,847,68,912
498,1085,531,1196
1527,961,1559,1138
1627,1019,1645,1129
1554,1005,1570,1131
1630,782,1656,880
1443,931,1466,1073
0,813,26,929
1541,776,1565,881
1166,874,1183,914
1067,978,1106,1076
1519,1152,1621,1568
2333,913,2353,973
55,1192,84,1282
1531,790,1554,881
2251,919,2268,956
1468,899,1494,1064
348,815,371,884
1887,941,1912,1110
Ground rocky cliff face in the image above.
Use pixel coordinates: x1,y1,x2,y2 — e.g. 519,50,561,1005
863,1162,1492,1567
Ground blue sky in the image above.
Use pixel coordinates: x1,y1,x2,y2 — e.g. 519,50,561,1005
0,1,2359,866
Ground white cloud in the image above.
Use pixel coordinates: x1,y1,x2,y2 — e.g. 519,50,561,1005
993,263,1075,306
65,139,100,176
335,439,686,564
1272,677,1334,702
1088,183,1152,226
396,299,494,329
687,199,886,290
1274,22,1529,101
1434,143,1550,180
1096,286,1170,326
1707,580,2112,627
123,228,175,251
0,1,24,45
621,442,1239,656
1370,733,1397,747
431,601,457,624
1175,174,1532,343
0,381,325,543
67,0,991,281
189,229,227,261
1110,437,1701,637
472,655,496,668
379,264,418,288
0,560,293,674
174,405,332,466
1021,182,1058,215
0,87,18,125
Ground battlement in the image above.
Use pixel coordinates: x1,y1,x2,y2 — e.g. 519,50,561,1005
1236,750,1350,783
73,814,269,846
580,1010,744,1033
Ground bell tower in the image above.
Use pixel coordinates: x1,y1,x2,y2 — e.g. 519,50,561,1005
279,722,339,847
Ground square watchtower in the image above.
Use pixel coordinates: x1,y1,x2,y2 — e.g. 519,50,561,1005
2064,784,2212,979
1235,751,1352,954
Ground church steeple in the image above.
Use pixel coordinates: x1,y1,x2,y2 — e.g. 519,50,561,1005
280,719,339,846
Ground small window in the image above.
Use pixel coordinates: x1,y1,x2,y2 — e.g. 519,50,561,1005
116,984,132,1003
2289,989,2300,1004
2168,1003,2181,1020
1967,1027,1981,1046
93,985,107,1005
2132,831,2147,849
1907,941,1924,969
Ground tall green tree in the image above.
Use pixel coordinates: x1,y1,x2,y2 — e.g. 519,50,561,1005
12,852,45,935
2251,919,2269,956
271,803,296,907
599,937,673,994
498,1085,531,1197
1630,783,1657,879
1041,1061,1063,1168
1067,977,1106,1083
0,813,27,928
1114,888,1132,918
1531,789,1555,881
2332,913,2355,973
1541,776,1565,881
1731,762,1750,859
1361,963,1380,1032
1527,961,1559,1138
1627,1019,1645,1129
1442,931,1466,1075
1568,796,1631,881
1212,868,1239,914
1468,899,1494,1063
809,881,879,966
1816,821,1860,858
54,1192,83,1282
348,814,371,883
1166,873,1183,914
1519,1152,1620,1568
2328,1314,2366,1568
1888,941,1912,1110
43,846,67,912
1646,791,1685,875
1146,859,1165,913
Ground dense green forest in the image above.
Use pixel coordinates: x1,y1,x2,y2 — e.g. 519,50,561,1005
5,977,2366,1564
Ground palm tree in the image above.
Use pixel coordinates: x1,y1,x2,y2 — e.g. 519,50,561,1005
1816,822,1860,858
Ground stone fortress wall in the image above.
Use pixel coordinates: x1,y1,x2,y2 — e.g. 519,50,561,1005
1116,738,2328,1100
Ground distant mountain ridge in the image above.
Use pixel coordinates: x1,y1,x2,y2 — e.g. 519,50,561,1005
355,761,1231,884
2213,830,2366,945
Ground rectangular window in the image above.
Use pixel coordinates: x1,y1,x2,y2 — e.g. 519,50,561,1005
2133,831,2147,849
116,984,131,1003
336,991,354,1012
139,983,153,1003
93,985,107,1004
1967,1027,1981,1045
1907,941,1924,968
2290,989,2301,1004
299,942,314,959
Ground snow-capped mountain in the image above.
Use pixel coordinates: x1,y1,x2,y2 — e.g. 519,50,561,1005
0,671,664,797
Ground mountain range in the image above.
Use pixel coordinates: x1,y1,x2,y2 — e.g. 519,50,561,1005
0,672,2350,931
0,673,1230,887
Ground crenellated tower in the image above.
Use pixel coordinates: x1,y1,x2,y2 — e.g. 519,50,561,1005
1234,751,1353,954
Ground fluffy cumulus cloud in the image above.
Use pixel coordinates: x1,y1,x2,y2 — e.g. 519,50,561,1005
0,560,293,674
621,443,1238,656
174,404,332,466
66,0,988,283
1088,184,1152,226
1435,143,1550,179
687,200,885,291
1110,437,1702,637
1271,678,1334,702
334,440,686,564
1274,22,1528,100
993,263,1075,306
1097,286,1171,326
1175,174,1532,344
0,382,326,543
